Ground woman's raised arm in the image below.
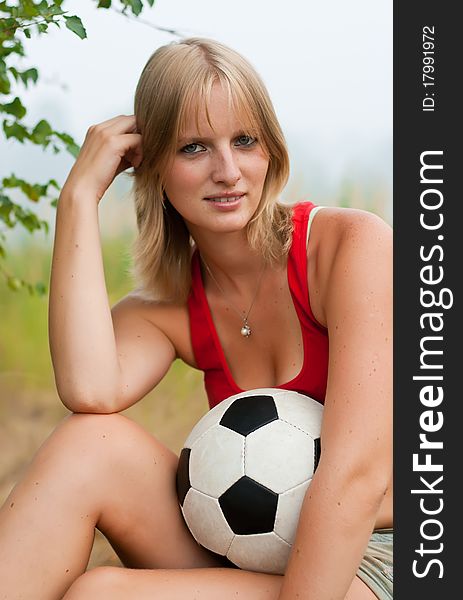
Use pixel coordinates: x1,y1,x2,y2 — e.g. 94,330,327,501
48,116,175,414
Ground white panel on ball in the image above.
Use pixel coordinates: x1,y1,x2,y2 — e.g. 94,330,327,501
182,488,234,555
273,391,323,437
274,479,310,544
227,531,291,575
245,420,316,493
189,425,245,497
184,394,238,448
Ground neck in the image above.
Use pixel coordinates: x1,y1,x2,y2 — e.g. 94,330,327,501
191,228,267,295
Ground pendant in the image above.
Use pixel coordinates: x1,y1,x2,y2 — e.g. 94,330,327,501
240,323,252,337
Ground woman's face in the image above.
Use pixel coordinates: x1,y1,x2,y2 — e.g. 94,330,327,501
163,82,270,237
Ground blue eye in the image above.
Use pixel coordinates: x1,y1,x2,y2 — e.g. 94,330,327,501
235,135,256,147
180,135,257,155
181,143,204,154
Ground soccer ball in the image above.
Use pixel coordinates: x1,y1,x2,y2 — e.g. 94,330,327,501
176,388,323,574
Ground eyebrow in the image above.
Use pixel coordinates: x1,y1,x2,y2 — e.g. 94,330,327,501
177,130,251,144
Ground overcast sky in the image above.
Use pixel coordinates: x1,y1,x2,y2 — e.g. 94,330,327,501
1,0,392,232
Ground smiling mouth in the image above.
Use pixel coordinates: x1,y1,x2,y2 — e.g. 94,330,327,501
204,194,245,203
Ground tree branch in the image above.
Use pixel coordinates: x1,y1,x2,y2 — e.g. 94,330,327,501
110,7,187,37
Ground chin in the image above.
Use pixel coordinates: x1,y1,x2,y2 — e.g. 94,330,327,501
208,209,256,233
206,219,250,235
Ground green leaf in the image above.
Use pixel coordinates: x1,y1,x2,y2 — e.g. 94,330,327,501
9,67,39,88
65,140,80,158
97,0,112,7
0,74,11,94
3,120,29,142
2,174,21,188
0,194,14,227
130,0,143,16
24,27,31,39
2,174,59,202
0,60,11,94
0,17,17,34
120,0,143,16
31,118,52,144
64,15,87,39
7,66,19,82
19,3,39,19
47,4,66,17
12,204,44,232
0,96,27,119
23,68,38,85
26,183,48,202
50,198,58,208
7,276,22,291
34,281,47,296
1,39,25,59
55,131,80,157
146,0,156,6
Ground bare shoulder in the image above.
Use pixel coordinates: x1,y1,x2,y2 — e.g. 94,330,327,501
112,292,195,366
308,207,392,324
311,205,391,248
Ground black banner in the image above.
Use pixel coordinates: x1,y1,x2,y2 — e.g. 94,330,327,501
394,2,460,597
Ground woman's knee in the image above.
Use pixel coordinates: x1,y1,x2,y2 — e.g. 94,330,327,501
63,566,128,599
36,413,177,495
51,412,172,462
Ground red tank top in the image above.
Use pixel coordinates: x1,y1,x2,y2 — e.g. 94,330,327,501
187,201,328,409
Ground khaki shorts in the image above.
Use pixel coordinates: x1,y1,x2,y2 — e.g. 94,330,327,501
357,528,393,599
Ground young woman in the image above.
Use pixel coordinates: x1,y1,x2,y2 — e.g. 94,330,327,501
0,38,392,600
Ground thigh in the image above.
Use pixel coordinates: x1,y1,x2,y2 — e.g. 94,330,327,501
345,576,379,600
64,566,282,600
64,566,378,600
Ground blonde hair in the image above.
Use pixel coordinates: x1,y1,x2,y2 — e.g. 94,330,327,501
131,37,293,303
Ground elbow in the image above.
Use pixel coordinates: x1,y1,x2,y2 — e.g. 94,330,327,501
56,381,120,414
356,471,390,511
343,462,391,517
318,454,391,518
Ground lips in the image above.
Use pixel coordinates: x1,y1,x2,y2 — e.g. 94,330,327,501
203,192,245,203
205,196,243,203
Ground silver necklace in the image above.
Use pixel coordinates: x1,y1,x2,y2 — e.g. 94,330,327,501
201,257,266,338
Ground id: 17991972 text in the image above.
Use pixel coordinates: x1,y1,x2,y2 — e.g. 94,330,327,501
422,26,436,112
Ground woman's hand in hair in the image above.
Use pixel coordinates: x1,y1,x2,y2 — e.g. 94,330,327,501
62,114,143,203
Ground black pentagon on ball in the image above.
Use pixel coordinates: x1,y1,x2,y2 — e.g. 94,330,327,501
218,475,278,535
176,447,191,507
219,395,278,436
314,437,321,472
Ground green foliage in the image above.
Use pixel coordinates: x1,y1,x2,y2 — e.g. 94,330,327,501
0,0,156,295
63,14,86,38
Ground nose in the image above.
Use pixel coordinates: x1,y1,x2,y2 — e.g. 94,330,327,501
211,146,241,186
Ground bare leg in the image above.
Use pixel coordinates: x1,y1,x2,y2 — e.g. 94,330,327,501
62,565,377,600
0,413,223,600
